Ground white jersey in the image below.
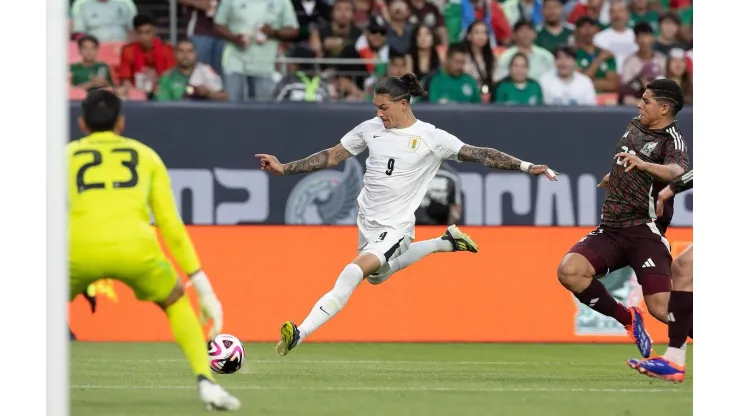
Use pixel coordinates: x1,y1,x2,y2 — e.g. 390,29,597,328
340,117,465,235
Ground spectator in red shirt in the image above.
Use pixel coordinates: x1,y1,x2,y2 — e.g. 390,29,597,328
567,0,605,26
118,14,176,99
460,0,512,46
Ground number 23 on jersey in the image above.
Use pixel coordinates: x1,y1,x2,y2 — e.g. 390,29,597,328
74,148,139,193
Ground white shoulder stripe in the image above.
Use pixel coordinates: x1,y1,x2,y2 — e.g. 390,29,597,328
667,127,685,151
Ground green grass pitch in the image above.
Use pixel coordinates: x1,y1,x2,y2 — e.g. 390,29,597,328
71,342,692,415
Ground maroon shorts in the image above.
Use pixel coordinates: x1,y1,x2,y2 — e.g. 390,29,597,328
569,222,673,295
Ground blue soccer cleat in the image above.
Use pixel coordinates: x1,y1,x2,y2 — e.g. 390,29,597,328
625,306,654,358
628,357,686,383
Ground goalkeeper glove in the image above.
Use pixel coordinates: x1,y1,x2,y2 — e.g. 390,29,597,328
189,270,223,339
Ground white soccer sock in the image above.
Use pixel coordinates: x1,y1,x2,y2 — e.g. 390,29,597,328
389,238,452,274
663,344,687,367
297,264,364,344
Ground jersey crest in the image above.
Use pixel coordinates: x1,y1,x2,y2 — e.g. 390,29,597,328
408,135,421,151
639,141,658,157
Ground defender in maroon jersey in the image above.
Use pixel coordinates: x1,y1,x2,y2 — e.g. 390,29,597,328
557,79,690,358
628,170,694,383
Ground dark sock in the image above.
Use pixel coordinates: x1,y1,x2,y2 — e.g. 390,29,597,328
668,291,693,348
574,279,632,326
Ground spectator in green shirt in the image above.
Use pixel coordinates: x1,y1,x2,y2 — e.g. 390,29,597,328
573,16,619,93
629,0,660,31
69,35,114,92
493,52,543,106
155,39,227,101
678,3,692,47
536,0,574,55
428,43,481,104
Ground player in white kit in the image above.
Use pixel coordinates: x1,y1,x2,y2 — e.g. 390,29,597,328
256,73,558,356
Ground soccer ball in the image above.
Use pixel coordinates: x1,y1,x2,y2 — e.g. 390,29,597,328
207,334,245,374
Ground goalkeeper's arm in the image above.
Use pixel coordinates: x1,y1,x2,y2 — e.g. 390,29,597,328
669,169,693,194
148,151,223,336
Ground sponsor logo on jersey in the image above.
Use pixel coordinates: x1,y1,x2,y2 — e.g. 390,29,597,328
573,267,643,335
640,141,658,157
285,158,364,224
408,135,421,151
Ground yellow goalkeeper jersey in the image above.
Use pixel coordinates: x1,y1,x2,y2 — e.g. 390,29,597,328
67,131,200,275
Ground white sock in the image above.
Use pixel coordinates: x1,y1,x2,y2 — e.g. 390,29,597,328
663,344,687,367
388,238,452,274
297,264,364,344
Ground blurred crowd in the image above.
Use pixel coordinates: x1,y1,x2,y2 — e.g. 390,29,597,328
68,0,693,106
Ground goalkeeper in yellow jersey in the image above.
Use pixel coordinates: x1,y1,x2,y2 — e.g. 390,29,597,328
68,90,240,411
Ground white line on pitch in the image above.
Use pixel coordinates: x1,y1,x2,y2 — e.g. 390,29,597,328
70,385,689,393
70,359,614,366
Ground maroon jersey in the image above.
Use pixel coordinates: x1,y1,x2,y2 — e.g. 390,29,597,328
600,117,690,231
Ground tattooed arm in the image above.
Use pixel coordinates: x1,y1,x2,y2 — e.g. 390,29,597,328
457,145,523,170
256,143,352,175
456,145,558,180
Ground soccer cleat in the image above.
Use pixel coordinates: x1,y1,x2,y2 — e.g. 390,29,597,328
441,225,479,253
276,320,301,357
624,306,654,358
631,357,686,383
626,358,640,369
198,378,241,411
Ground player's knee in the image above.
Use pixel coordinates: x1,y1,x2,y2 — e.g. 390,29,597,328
557,256,589,289
671,254,692,279
644,293,669,323
157,280,185,309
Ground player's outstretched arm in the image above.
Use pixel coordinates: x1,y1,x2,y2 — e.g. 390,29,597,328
149,153,224,336
256,143,352,175
457,145,558,180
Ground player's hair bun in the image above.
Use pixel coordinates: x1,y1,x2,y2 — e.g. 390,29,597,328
400,73,428,99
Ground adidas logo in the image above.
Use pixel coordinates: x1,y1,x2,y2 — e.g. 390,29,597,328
642,258,656,268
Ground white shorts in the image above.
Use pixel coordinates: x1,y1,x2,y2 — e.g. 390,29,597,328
357,216,413,285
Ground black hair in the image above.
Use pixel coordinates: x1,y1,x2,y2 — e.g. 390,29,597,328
408,24,441,78
575,16,599,29
513,19,535,33
646,78,684,116
81,89,122,132
554,45,577,60
77,34,99,49
633,22,654,37
542,0,563,4
133,14,155,29
509,52,530,69
463,21,495,90
374,73,428,102
446,42,468,59
389,48,406,61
